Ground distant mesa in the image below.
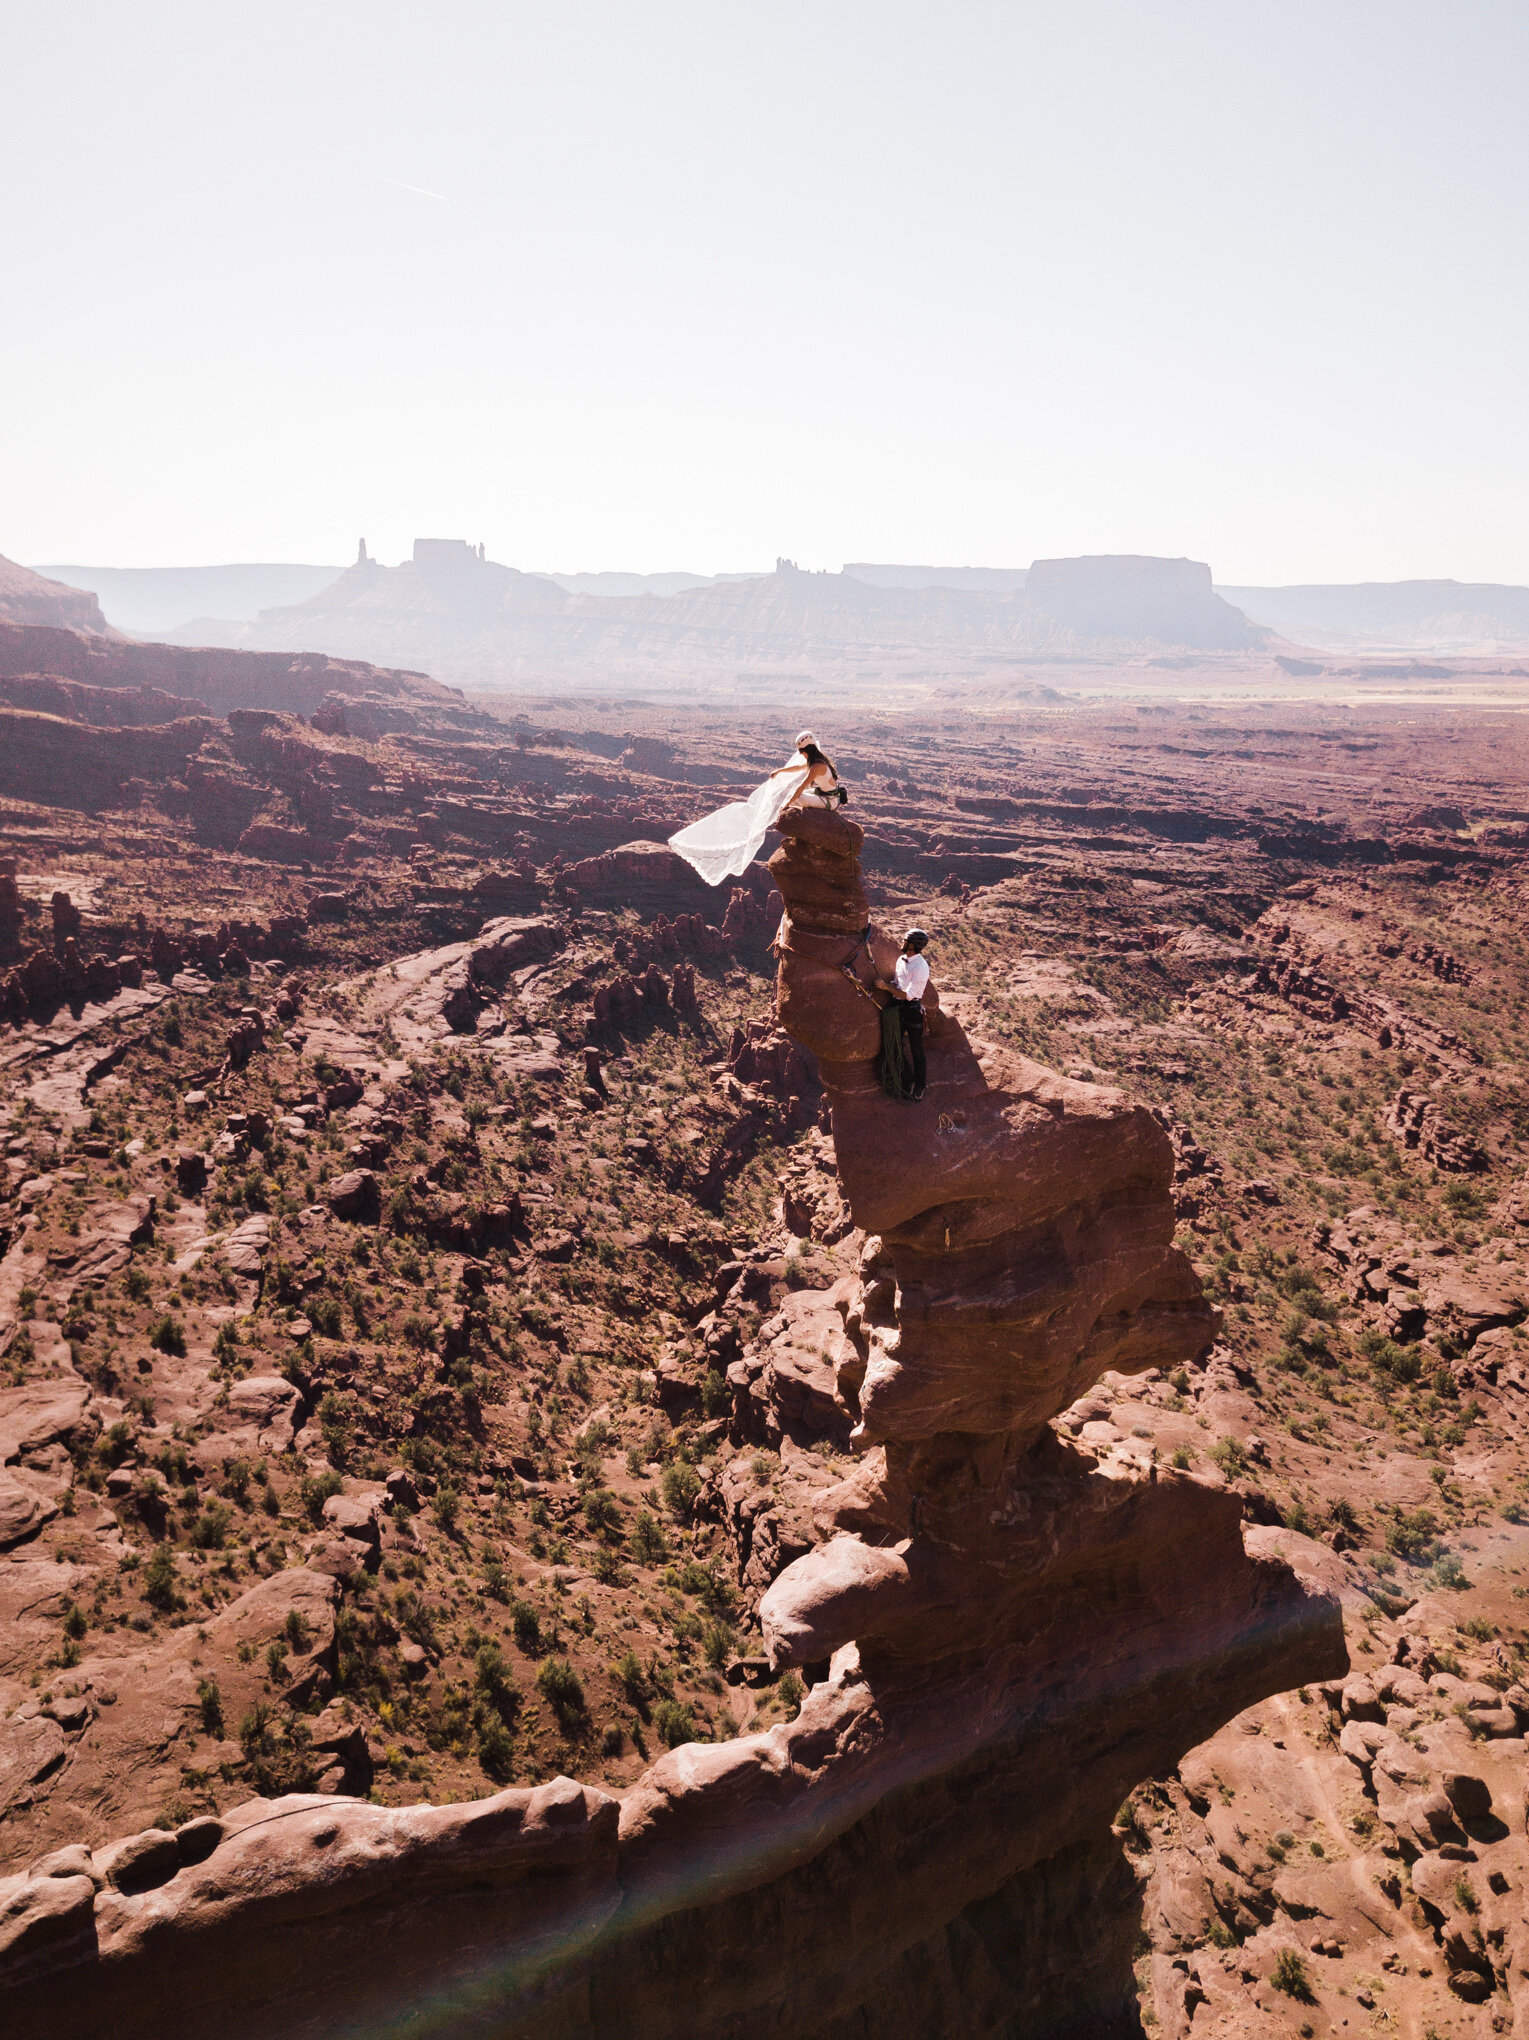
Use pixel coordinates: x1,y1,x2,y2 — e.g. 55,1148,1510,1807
154,543,1270,685
1028,554,1263,651
0,554,113,634
1220,577,1529,656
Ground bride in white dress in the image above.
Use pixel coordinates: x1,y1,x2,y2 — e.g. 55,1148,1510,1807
668,731,845,886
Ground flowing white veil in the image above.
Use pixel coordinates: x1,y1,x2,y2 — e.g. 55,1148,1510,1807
667,758,813,886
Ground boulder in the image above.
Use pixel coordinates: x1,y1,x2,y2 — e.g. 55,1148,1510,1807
1442,1772,1493,1823
327,1169,380,1222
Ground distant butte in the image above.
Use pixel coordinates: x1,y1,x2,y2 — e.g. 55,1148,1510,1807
153,541,1271,685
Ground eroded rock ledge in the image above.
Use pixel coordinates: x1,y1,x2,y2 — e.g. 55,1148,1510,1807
0,807,1345,2040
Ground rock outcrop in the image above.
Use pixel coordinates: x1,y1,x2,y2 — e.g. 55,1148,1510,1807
0,805,1345,2040
0,557,112,634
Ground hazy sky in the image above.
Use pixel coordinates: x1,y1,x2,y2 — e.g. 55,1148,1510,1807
4,2,1527,582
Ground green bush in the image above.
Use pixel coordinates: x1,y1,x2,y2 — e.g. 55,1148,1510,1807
149,1314,186,1356
143,1542,181,1612
654,1698,695,1749
703,1621,733,1670
583,1488,622,1537
197,1677,223,1736
312,1296,344,1338
100,1421,134,1468
630,1510,667,1565
1386,1506,1440,1560
614,1648,647,1702
299,1470,343,1524
536,1657,586,1728
189,1501,231,1549
511,1600,542,1651
238,1701,316,1796
1270,1949,1312,2000
1211,1436,1245,1478
660,1461,700,1521
478,1714,515,1782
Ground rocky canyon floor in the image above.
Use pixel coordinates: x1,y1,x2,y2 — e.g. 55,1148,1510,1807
1,628,1529,2036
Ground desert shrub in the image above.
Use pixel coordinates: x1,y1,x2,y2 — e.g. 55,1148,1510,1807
583,1488,621,1537
311,1296,344,1338
700,1371,730,1419
601,1723,624,1757
660,1461,700,1521
394,1588,439,1652
1211,1436,1245,1478
189,1501,231,1549
1270,1949,1312,2000
653,1698,695,1748
99,1420,134,1468
777,1670,804,1712
317,1392,352,1463
614,1648,647,1703
474,1642,519,1722
477,1715,515,1781
630,1510,667,1565
1362,1330,1423,1383
239,1701,316,1795
284,1608,312,1651
149,1314,186,1356
511,1600,542,1652
703,1622,733,1670
536,1657,586,1729
1386,1506,1440,1561
143,1543,181,1612
197,1677,223,1735
299,1470,343,1524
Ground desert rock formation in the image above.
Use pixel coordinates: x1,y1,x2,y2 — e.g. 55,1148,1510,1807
0,804,1343,2040
173,544,1269,688
0,559,112,636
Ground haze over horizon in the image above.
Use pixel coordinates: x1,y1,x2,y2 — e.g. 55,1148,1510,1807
4,1,1528,585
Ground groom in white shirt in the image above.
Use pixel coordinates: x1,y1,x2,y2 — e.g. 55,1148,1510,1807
877,928,931,1101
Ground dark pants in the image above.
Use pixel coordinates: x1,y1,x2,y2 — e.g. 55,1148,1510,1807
897,1000,926,1092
